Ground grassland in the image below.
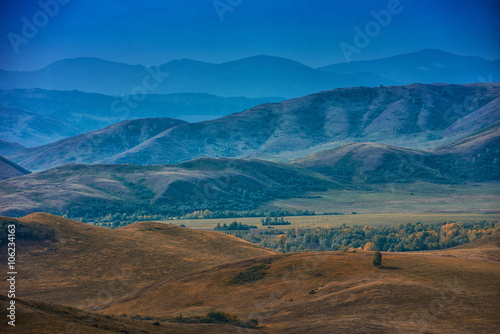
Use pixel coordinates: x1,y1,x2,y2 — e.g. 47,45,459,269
156,182,499,230
164,212,498,230
269,182,500,215
103,235,500,334
0,213,276,309
1,213,498,333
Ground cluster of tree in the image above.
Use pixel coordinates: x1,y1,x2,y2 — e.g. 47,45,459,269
223,221,499,253
86,209,314,229
214,221,257,231
121,311,258,329
184,208,314,220
172,312,258,329
261,216,291,226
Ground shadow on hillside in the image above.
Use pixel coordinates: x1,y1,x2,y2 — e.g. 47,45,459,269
379,266,401,270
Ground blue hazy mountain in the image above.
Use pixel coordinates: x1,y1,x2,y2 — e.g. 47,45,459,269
0,55,396,98
319,49,499,85
1,50,497,99
0,107,81,147
0,138,26,156
0,89,284,146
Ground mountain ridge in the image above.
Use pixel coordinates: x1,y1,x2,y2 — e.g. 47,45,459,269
10,83,500,171
319,49,498,84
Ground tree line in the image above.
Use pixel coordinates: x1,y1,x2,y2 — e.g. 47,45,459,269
223,220,499,252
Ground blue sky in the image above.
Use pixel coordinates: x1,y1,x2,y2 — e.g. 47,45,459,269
1,0,499,71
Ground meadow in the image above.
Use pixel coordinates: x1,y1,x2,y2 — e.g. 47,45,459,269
164,212,498,230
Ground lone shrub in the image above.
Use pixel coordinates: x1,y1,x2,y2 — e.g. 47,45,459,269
372,251,382,267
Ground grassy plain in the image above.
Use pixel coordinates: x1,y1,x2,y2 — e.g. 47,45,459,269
165,212,498,230
270,182,500,214
160,182,499,230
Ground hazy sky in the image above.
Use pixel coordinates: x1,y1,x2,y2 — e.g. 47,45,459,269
1,0,499,71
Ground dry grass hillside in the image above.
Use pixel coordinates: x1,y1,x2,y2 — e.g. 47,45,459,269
0,213,498,333
103,238,500,333
0,295,257,334
0,213,276,310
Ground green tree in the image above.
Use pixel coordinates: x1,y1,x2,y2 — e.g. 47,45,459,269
372,251,382,267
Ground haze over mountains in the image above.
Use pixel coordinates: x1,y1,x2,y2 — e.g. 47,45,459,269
9,82,499,171
319,49,499,85
0,89,283,146
1,49,498,153
0,138,25,156
1,49,498,98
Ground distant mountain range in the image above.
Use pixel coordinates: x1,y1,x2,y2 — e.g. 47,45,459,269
0,55,392,98
2,49,497,98
11,83,499,171
0,89,284,146
319,49,499,85
1,121,498,217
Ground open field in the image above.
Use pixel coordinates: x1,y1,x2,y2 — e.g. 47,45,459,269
269,182,500,215
164,212,499,230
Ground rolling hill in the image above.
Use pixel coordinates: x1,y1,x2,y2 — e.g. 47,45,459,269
0,213,276,310
0,158,333,217
10,83,500,171
2,120,499,218
0,155,30,180
1,212,497,333
9,118,187,171
84,83,500,166
291,121,500,184
290,142,442,184
0,295,248,334
101,244,500,334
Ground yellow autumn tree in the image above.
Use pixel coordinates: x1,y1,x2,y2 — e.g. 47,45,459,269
276,234,288,251
363,241,377,251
